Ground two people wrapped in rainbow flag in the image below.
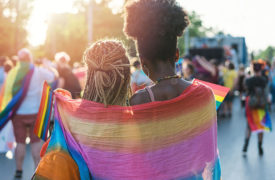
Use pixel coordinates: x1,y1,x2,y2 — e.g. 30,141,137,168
33,1,222,179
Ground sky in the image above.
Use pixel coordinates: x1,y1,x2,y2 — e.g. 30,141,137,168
27,0,76,46
27,0,275,51
179,0,275,52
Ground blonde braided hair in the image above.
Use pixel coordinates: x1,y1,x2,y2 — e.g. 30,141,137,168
82,40,131,106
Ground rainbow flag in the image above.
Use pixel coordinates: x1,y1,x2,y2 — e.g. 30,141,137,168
33,82,54,141
245,97,272,132
35,82,222,180
194,79,230,110
0,62,34,130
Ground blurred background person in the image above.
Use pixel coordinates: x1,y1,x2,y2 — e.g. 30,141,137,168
0,56,7,88
183,62,195,81
236,64,246,108
7,48,56,179
73,62,87,91
222,61,237,117
193,56,219,84
131,58,152,93
4,59,14,74
230,45,239,70
270,58,275,108
10,56,19,67
243,62,268,156
55,52,82,98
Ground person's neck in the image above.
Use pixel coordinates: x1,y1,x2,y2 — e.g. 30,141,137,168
151,61,176,82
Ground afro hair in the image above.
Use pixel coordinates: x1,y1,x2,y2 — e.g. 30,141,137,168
124,0,189,61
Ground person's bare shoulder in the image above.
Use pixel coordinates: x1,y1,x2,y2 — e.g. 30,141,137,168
130,89,151,106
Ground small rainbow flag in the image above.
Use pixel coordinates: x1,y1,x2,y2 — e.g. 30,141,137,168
34,82,54,141
194,79,230,110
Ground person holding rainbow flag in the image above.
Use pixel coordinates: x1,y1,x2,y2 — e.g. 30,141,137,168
0,48,56,179
243,61,272,155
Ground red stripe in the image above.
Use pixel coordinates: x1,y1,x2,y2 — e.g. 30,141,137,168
212,89,228,97
0,83,6,109
57,83,216,123
194,79,230,96
34,82,48,135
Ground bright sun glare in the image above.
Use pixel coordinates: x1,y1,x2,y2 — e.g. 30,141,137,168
27,0,76,46
27,0,124,47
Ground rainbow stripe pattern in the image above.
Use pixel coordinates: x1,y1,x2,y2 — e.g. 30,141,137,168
194,79,230,110
245,97,272,132
34,82,54,141
0,62,34,130
35,81,222,180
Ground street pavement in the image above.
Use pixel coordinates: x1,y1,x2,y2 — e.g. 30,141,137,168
218,99,275,180
0,98,275,180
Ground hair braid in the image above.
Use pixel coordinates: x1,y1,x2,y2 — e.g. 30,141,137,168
82,40,131,106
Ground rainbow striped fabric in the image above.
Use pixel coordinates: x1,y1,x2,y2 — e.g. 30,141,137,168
34,82,54,141
0,62,34,130
194,79,230,110
245,97,272,132
35,81,223,180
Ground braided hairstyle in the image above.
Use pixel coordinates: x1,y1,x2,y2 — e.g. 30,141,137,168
82,40,131,106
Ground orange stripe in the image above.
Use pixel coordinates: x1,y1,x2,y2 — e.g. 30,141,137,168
57,83,215,123
38,86,50,137
212,89,228,97
0,83,5,110
34,82,48,135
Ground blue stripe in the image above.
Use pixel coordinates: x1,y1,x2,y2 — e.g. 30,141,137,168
41,90,53,140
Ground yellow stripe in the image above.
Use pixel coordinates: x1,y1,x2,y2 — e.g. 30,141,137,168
258,109,265,122
38,86,50,137
214,95,224,103
57,99,216,151
1,68,18,110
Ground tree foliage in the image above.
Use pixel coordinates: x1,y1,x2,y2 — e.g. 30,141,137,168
43,1,129,63
178,11,214,57
0,0,33,56
255,46,275,61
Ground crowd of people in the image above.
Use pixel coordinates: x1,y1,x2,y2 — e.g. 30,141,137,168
0,49,83,179
178,56,273,156
0,0,272,179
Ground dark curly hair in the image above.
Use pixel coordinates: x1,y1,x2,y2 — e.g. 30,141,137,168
124,0,189,62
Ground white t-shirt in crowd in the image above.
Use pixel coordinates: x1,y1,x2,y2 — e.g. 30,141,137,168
17,66,55,115
0,67,5,89
131,70,152,86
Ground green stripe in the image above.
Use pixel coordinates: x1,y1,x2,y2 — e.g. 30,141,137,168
12,62,30,96
216,101,222,109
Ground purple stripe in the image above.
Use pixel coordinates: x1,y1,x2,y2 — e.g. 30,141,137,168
41,90,53,140
62,120,217,180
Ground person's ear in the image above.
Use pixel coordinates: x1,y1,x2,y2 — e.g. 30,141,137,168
175,49,179,62
140,58,150,76
140,58,145,66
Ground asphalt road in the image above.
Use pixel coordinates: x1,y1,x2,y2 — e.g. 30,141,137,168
0,98,274,180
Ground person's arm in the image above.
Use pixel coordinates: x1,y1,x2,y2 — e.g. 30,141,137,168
196,56,216,77
38,66,57,84
233,72,238,91
130,89,151,105
58,78,65,88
